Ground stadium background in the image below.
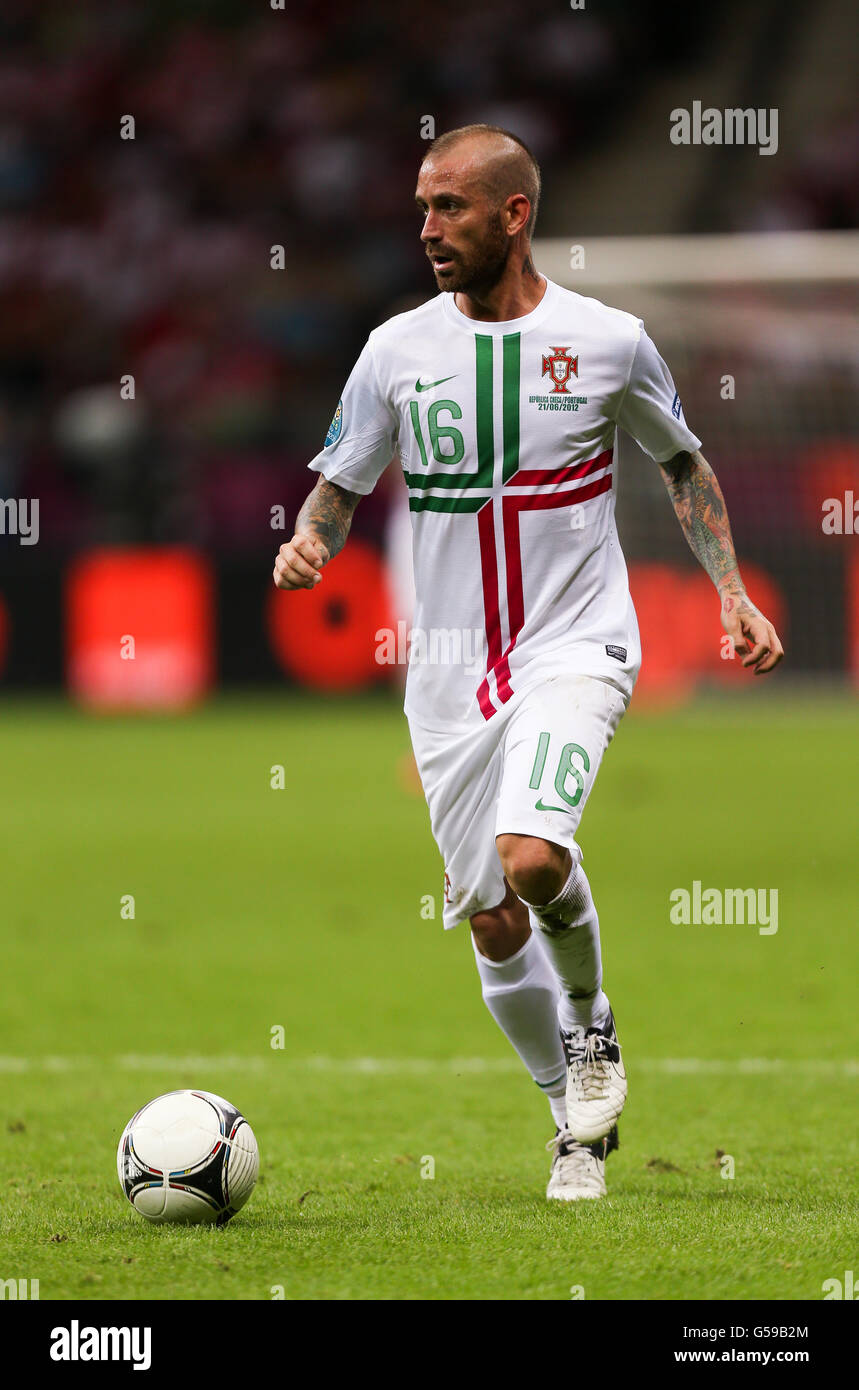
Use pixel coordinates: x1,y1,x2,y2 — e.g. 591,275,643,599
0,0,857,1304
0,0,856,699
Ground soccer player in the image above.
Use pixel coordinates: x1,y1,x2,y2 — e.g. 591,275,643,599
272,125,784,1200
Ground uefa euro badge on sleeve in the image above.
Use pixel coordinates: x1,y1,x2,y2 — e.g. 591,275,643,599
325,398,344,446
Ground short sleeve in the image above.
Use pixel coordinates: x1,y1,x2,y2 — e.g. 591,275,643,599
307,335,398,495
616,326,702,462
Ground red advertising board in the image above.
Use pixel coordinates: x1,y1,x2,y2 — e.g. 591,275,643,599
66,549,214,709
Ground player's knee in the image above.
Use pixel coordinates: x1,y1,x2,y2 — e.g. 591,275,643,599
496,833,568,906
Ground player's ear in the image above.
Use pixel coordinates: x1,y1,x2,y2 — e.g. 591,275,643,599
506,193,530,237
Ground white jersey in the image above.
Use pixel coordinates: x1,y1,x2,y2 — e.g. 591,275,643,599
308,276,701,729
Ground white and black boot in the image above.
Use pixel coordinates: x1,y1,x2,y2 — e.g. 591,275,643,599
562,1008,627,1143
546,1124,619,1201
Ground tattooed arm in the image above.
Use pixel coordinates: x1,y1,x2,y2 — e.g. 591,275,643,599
272,477,361,590
659,449,784,674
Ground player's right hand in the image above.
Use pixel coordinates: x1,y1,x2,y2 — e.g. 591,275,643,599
272,534,328,590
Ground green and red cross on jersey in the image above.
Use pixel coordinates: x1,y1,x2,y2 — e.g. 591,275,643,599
309,277,701,731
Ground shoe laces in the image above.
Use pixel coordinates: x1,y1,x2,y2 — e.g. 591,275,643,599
546,1130,602,1187
567,1028,619,1101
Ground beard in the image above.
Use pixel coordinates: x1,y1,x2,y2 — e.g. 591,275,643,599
431,210,511,296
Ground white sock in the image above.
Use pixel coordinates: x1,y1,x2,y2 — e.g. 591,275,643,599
471,931,567,1123
527,861,611,1034
547,1091,567,1130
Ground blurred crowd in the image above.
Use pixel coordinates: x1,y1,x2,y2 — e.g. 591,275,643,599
0,0,855,553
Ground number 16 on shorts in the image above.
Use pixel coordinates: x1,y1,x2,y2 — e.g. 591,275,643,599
529,732,590,814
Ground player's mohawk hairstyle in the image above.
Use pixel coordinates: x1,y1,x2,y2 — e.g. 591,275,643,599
423,124,542,239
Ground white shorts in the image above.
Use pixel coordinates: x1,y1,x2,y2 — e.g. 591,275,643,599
408,673,628,929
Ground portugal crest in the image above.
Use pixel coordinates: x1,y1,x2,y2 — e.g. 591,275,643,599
541,346,578,394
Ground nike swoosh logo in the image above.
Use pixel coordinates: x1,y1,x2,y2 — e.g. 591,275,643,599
415,375,457,392
535,798,571,814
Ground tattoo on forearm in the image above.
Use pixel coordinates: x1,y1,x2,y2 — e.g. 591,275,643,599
296,478,360,562
659,449,743,595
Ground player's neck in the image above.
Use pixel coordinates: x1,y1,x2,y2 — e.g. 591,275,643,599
453,265,547,323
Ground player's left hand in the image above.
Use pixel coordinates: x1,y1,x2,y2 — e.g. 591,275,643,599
721,591,784,674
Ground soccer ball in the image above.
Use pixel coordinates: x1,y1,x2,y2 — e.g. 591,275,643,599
117,1089,259,1225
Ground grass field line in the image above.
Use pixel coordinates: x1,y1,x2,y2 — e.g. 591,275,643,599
0,1054,856,1077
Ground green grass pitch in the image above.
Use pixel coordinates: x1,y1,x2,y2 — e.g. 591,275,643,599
0,691,856,1301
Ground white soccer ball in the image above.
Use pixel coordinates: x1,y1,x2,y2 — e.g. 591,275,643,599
117,1089,259,1225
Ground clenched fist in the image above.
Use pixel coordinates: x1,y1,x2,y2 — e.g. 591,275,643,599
272,534,329,590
